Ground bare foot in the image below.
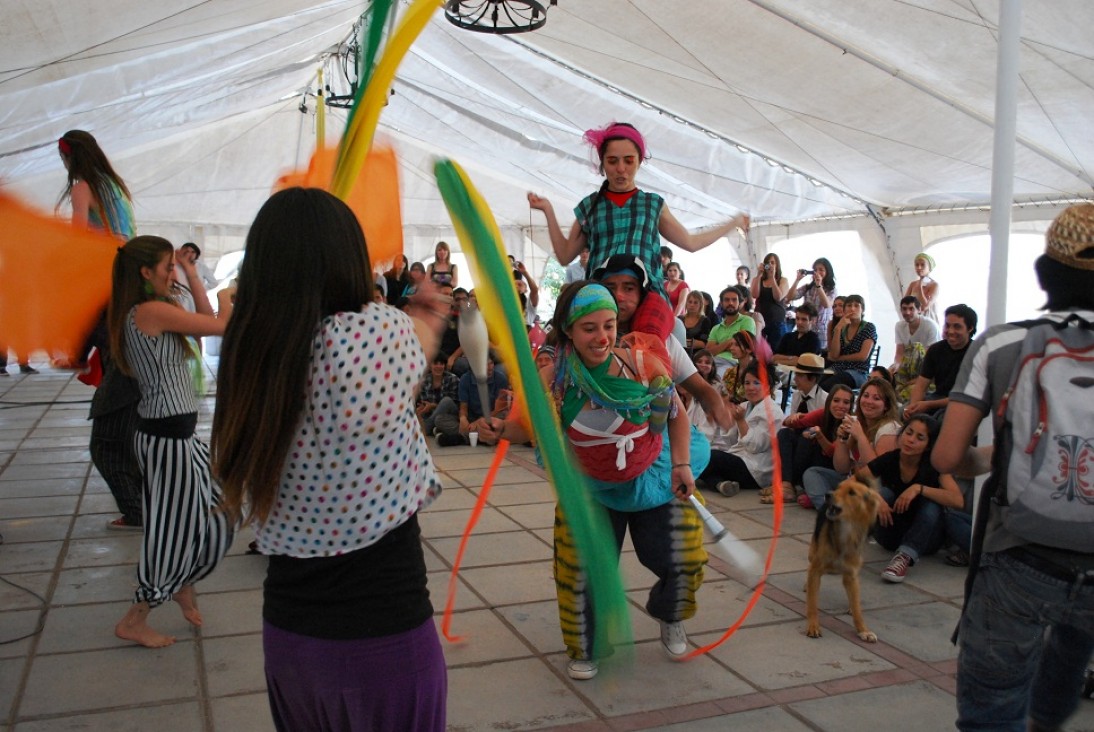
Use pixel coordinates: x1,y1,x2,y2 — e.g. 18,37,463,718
174,585,203,627
115,603,175,648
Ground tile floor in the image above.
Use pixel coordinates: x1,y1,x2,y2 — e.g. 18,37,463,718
1,369,1092,731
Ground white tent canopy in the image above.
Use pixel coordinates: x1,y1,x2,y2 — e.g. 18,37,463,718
2,0,1092,296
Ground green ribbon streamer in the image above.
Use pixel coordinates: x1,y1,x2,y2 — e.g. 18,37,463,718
434,159,633,664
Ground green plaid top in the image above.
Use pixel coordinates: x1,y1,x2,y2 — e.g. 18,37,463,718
575,189,666,294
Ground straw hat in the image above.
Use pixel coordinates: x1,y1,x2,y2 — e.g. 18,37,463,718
1045,203,1094,271
787,352,832,374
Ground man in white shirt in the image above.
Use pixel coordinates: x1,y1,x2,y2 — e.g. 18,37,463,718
890,295,939,400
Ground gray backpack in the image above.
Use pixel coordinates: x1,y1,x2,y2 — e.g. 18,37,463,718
995,315,1094,551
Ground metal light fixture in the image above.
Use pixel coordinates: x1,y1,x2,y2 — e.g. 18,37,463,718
444,0,557,34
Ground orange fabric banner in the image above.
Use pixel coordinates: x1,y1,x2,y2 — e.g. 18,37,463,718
0,193,118,360
274,146,403,268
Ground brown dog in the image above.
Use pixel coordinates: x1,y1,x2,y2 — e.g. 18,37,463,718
805,477,881,642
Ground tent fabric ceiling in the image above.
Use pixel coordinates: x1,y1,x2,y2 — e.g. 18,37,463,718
1,0,1092,260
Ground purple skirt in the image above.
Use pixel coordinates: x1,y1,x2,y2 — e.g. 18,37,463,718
264,619,447,732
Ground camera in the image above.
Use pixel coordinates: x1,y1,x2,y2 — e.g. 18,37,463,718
798,269,810,276
763,263,771,272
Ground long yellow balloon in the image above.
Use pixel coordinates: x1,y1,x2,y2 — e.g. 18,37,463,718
331,0,438,198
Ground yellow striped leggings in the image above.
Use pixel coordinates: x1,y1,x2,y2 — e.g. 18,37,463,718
553,499,706,661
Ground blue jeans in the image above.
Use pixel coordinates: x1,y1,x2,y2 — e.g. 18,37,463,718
873,486,945,562
945,510,972,552
956,551,1094,731
801,466,842,510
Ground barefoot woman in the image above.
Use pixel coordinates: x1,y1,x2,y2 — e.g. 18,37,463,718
109,237,235,646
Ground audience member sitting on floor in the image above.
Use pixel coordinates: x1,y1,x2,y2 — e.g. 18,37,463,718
683,349,726,442
679,291,713,355
785,257,837,350
772,303,822,367
699,361,785,497
889,295,939,403
722,331,772,404
856,415,964,583
417,351,460,436
903,303,977,421
771,383,853,507
802,377,900,510
433,351,510,446
707,286,757,377
821,294,876,391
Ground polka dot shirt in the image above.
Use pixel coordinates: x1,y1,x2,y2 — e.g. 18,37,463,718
257,305,442,557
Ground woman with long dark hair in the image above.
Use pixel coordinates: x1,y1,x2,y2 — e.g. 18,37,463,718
771,384,854,507
856,414,963,582
109,236,235,647
527,121,748,295
751,252,789,352
212,188,449,730
822,293,877,390
57,130,135,240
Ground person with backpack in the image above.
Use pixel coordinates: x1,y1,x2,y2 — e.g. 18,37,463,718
934,203,1094,732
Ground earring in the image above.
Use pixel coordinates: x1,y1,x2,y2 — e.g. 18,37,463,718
143,280,154,297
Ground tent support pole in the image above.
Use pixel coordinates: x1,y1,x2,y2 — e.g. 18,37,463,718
987,0,1022,329
865,204,901,298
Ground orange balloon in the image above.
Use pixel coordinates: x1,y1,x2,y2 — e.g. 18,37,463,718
0,192,118,360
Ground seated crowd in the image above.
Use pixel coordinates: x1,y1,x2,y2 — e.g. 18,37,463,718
417,245,977,585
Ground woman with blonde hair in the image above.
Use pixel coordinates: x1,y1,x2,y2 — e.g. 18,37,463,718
108,236,235,647
427,240,458,287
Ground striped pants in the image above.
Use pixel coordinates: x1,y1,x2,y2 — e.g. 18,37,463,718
90,403,143,526
553,500,706,661
133,430,234,608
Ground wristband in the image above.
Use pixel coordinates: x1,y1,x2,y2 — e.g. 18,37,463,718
672,463,691,469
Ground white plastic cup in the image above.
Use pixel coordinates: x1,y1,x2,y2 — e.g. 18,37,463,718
468,432,479,447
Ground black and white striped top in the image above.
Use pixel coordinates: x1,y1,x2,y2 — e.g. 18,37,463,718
124,307,198,419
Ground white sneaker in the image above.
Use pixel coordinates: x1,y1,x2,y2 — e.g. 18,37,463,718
716,480,740,497
659,620,688,659
567,658,598,680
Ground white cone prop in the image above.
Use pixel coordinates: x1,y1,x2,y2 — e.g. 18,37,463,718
457,300,492,419
687,494,764,588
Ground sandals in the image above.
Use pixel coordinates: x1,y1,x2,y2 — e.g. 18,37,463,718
760,484,796,504
759,486,774,498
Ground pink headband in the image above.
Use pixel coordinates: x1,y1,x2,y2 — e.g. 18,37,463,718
583,123,647,161
58,138,72,155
